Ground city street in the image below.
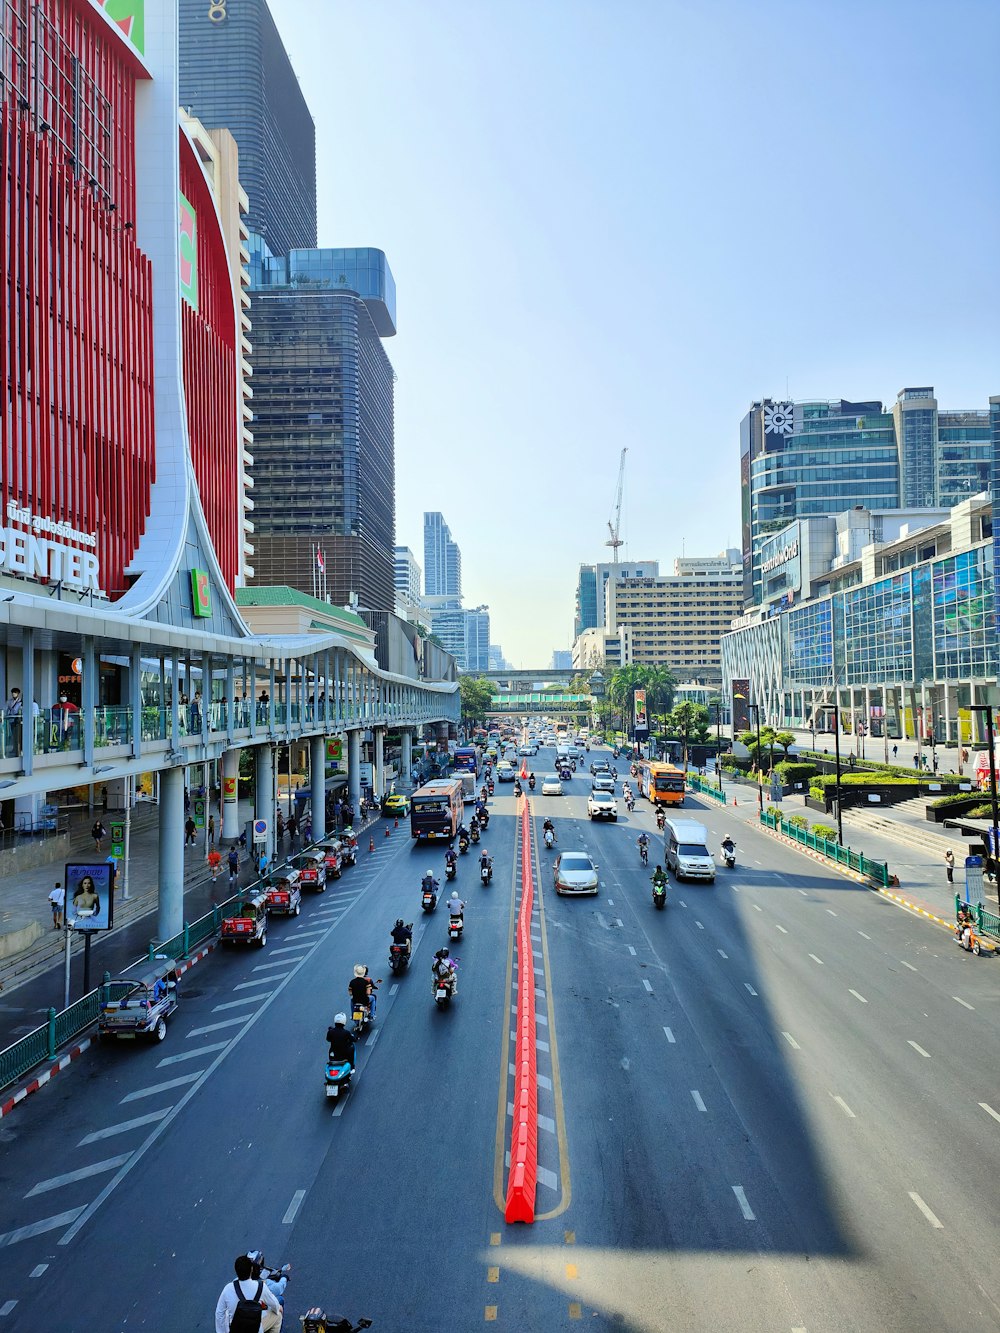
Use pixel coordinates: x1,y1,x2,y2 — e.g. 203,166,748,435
1,747,999,1331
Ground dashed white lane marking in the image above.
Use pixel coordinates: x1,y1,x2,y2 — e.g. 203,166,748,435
0,1208,86,1248
808,953,824,966
908,1192,943,1228
187,1016,251,1038
752,903,762,912
28,1266,47,1279
908,1041,931,1058
832,1096,856,1119
121,1072,201,1103
26,1155,131,1198
953,996,974,1010
979,1103,1000,1125
615,918,624,928
213,996,267,1013
826,909,837,917
366,1029,380,1049
158,1040,229,1068
901,961,918,972
732,1186,756,1221
849,989,868,1004
0,1301,16,1316
332,1099,347,1118
628,946,637,956
782,1031,800,1049
537,1073,553,1090
775,924,788,934
663,1027,675,1042
539,1113,555,1133
691,1090,707,1112
388,983,399,995
607,899,614,906
282,1189,306,1224
744,983,758,996
718,949,728,959
798,890,808,898
79,1110,170,1144
858,931,872,940
537,1166,559,1190
695,920,705,930
642,979,654,994
679,900,688,908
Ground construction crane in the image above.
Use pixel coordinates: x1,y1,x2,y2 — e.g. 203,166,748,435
606,447,627,559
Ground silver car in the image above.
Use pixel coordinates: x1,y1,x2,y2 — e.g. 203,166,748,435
553,852,599,896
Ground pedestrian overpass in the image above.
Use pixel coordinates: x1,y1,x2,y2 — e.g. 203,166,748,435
486,692,591,719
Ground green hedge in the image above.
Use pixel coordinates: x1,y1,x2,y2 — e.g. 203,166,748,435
811,823,838,841
813,773,926,790
931,791,982,810
784,813,809,829
774,761,819,784
797,750,963,783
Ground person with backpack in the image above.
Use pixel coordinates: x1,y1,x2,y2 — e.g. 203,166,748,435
215,1253,283,1332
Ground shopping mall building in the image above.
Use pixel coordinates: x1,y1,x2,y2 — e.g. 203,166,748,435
0,0,456,938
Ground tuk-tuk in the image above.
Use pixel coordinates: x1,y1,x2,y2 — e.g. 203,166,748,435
340,828,358,867
264,874,302,916
99,959,179,1043
291,850,324,892
315,840,343,881
221,889,268,946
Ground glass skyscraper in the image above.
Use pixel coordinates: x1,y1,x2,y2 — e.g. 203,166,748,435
423,513,462,598
179,0,317,257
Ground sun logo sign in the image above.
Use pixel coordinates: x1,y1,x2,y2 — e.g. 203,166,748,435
763,402,795,436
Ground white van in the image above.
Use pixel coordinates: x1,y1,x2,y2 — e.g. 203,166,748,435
663,818,715,883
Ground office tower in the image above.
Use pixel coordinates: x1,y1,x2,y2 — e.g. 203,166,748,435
574,561,660,638
423,513,462,598
464,606,491,672
394,547,422,605
248,244,398,610
178,0,317,256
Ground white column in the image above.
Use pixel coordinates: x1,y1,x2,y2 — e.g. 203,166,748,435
311,734,326,841
157,766,185,942
347,729,361,811
374,727,385,799
254,744,275,859
221,747,240,840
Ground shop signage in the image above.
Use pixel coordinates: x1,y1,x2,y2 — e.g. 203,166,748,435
2,503,100,591
191,568,212,617
761,538,799,574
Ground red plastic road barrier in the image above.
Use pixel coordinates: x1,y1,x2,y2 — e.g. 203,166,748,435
520,759,529,780
505,803,538,1223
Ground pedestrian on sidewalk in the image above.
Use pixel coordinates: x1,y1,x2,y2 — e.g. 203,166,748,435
227,845,240,889
184,786,191,815
184,816,197,846
208,813,216,846
207,848,222,881
945,848,955,884
91,818,107,852
286,814,298,844
48,881,64,929
276,811,285,843
892,744,898,760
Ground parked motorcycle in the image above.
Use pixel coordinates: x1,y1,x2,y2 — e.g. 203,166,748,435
301,1310,372,1332
325,1057,354,1100
448,914,464,941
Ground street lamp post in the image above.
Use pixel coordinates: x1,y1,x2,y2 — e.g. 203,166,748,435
831,703,844,846
715,702,723,792
969,705,1000,887
734,693,763,812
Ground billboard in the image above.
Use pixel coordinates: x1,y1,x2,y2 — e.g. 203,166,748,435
633,688,649,738
65,862,114,932
731,680,750,735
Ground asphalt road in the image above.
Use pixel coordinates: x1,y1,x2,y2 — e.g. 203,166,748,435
1,743,999,1332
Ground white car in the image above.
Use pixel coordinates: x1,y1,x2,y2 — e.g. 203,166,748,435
587,791,618,821
540,773,564,796
496,761,516,782
518,743,538,756
591,774,616,794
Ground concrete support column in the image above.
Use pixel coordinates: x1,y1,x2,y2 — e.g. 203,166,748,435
221,748,241,840
401,730,413,783
254,744,275,860
157,765,185,942
311,734,326,842
374,727,385,800
347,729,361,811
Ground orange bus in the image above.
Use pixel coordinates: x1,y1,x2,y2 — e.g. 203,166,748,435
635,760,685,806
410,778,464,842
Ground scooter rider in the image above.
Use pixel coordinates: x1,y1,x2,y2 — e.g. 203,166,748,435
543,817,557,844
479,848,493,876
470,813,480,837
432,946,457,995
655,804,666,830
528,772,536,790
637,831,650,862
390,918,412,956
444,846,458,872
456,821,469,843
421,868,439,894
447,891,466,921
326,1012,356,1068
479,806,490,829
957,903,974,948
651,865,668,894
721,835,736,860
348,964,377,1020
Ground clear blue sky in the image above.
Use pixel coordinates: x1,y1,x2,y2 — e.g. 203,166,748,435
275,0,999,668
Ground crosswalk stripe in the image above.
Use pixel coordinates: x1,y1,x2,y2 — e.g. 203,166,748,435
78,1110,170,1144
26,1155,131,1198
0,1208,86,1249
121,1072,201,1103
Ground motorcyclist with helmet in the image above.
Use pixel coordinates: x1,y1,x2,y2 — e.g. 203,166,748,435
326,1012,357,1068
447,890,466,921
479,848,493,879
469,813,481,837
348,964,377,1022
650,864,668,896
542,817,557,845
390,918,412,958
444,845,458,872
432,946,458,996
421,868,439,894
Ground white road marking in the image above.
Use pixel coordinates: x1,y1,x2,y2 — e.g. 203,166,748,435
366,1029,380,1048
537,1073,553,1090
158,1041,229,1068
744,983,758,996
536,1012,548,1026
679,900,688,908
782,1031,800,1049
908,1192,943,1228
732,1186,756,1221
615,918,624,928
979,1103,1000,1125
732,885,740,892
663,1027,675,1042
832,1096,856,1119
858,931,871,940
282,1190,306,1224
773,924,788,935
953,996,974,1010
251,961,292,974
121,1072,201,1103
717,949,728,959
187,1016,251,1038
798,890,808,897
233,979,277,992
267,945,312,957
0,1302,16,1316
901,961,918,972
849,989,868,1004
627,946,637,956
537,1166,559,1190
29,1266,47,1278
332,1099,347,1117
0,1208,86,1249
26,1155,131,1198
908,1041,931,1058
642,979,653,994
213,996,266,1012
691,1090,707,1112
292,929,327,938
826,909,837,917
539,1114,556,1133
389,983,399,995
753,903,762,912
536,1038,550,1052
607,898,614,906
78,1110,170,1144
808,953,824,965
695,920,705,930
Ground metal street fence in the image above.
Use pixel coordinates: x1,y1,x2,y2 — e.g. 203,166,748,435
759,809,891,888
686,773,727,804
955,892,1000,936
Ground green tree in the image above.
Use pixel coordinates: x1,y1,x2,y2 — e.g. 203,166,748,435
666,702,710,771
740,725,779,773
458,676,495,730
775,730,796,756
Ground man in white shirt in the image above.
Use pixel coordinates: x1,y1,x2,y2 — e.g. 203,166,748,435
447,892,465,920
215,1253,283,1332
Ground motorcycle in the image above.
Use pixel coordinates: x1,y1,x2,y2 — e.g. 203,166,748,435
470,825,481,844
651,876,667,910
433,967,457,1007
479,809,490,830
388,941,411,973
513,783,523,798
301,1310,372,1332
445,858,457,881
613,747,620,759
421,883,439,913
625,796,635,813
487,780,494,795
448,914,464,941
325,1057,355,1100
458,834,469,854
350,998,373,1038
528,775,536,791
656,810,666,831
638,841,649,867
543,828,555,850
481,860,493,886
955,921,984,955
721,845,736,869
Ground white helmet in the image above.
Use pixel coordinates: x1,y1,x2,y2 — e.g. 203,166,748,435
353,964,366,978
334,1012,347,1026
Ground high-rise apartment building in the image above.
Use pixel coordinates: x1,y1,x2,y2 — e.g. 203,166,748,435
464,606,491,672
394,547,422,605
179,0,317,257
248,244,398,611
574,560,659,638
741,389,992,607
424,513,462,598
607,553,742,683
